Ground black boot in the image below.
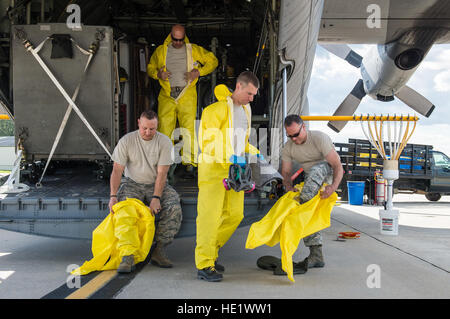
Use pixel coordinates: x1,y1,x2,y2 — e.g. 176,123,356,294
214,261,225,273
197,267,223,282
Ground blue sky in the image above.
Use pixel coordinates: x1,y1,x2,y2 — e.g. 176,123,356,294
307,44,450,156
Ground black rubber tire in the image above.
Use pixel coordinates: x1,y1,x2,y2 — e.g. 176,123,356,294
425,193,441,202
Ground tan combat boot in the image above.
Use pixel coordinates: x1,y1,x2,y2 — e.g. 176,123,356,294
151,243,173,268
117,255,135,273
305,245,325,268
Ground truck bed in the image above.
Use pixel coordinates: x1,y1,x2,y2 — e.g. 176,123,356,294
335,139,434,201
336,139,433,179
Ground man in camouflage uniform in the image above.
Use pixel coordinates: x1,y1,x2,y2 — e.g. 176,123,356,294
281,114,343,268
116,178,182,247
109,110,182,273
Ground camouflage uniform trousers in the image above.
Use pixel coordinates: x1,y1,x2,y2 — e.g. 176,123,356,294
299,161,333,247
117,177,182,245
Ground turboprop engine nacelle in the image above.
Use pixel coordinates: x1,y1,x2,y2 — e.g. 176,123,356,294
322,28,442,133
360,43,430,101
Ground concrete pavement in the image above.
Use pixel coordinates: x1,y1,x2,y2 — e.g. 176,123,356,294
0,194,449,299
116,195,450,299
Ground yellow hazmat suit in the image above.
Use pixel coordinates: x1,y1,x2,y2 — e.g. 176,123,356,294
147,34,218,166
195,84,259,270
72,198,155,276
246,183,337,282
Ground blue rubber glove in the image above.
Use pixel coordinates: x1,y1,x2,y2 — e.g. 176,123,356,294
229,154,246,168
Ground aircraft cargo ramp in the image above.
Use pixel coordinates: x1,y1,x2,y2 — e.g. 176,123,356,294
0,166,276,240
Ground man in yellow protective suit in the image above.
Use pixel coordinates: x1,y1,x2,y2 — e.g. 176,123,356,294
196,71,260,282
147,24,218,173
281,114,343,269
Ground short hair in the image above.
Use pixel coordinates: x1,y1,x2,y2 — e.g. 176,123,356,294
236,71,260,89
140,109,158,121
284,114,303,127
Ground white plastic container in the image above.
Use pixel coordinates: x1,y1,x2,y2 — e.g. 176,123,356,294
383,160,399,180
379,209,399,235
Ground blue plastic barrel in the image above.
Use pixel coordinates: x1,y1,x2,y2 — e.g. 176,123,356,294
347,181,365,205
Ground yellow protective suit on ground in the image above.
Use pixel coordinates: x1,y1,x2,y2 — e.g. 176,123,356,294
246,183,337,282
195,84,259,270
147,34,218,166
72,198,155,276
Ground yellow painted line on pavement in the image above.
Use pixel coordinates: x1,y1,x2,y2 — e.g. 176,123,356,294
65,270,117,299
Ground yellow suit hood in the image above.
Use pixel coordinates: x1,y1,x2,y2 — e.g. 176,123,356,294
198,84,259,179
214,84,233,101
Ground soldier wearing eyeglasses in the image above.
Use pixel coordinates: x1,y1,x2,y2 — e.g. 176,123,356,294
147,24,218,176
281,114,343,269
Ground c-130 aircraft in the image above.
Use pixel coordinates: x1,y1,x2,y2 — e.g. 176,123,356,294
0,0,449,239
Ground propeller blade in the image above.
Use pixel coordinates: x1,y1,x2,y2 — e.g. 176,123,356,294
395,85,435,117
320,44,363,68
328,79,366,133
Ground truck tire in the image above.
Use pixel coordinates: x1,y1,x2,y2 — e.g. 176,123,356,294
340,187,348,201
425,193,441,202
337,177,348,201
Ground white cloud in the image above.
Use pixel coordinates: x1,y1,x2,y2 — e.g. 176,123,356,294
407,124,450,156
419,48,450,71
412,47,450,93
434,70,450,92
312,54,359,80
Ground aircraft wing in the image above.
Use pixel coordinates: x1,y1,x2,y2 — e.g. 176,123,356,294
319,0,450,44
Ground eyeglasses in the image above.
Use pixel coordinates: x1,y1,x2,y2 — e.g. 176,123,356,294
286,124,303,139
171,35,185,42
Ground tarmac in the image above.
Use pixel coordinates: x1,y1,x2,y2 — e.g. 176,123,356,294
0,193,449,299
